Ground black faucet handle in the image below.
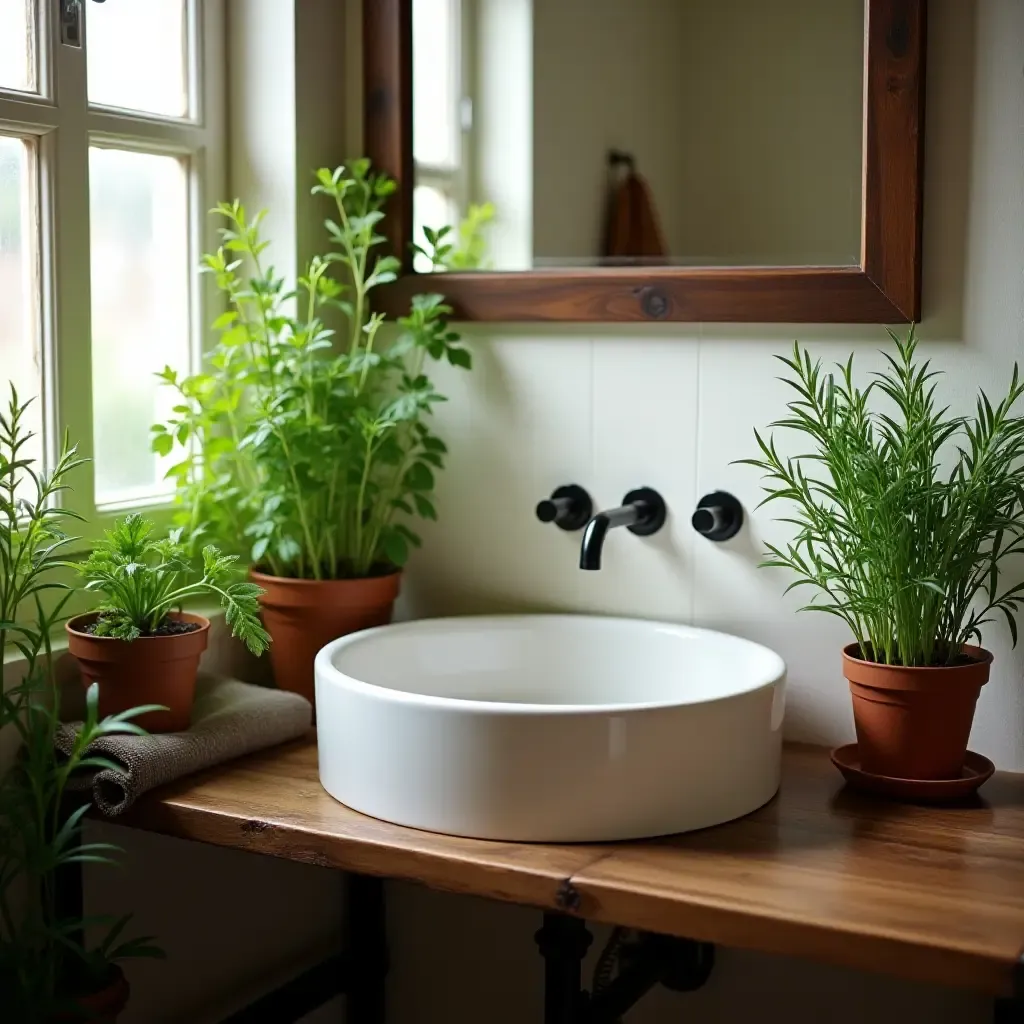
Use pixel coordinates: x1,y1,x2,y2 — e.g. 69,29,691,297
692,491,744,541
536,484,593,532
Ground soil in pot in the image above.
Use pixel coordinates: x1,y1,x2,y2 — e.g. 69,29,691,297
51,965,130,1023
76,618,201,638
67,612,210,733
842,642,992,781
252,568,401,703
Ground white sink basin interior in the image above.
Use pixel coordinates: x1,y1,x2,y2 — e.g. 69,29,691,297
315,615,786,842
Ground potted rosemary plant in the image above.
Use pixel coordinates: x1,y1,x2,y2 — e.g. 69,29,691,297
1,389,163,1022
742,329,1024,782
153,161,471,699
67,514,270,732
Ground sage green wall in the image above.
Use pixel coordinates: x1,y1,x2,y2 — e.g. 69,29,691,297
529,0,863,264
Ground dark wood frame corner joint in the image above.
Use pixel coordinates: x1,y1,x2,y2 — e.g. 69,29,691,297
363,0,926,324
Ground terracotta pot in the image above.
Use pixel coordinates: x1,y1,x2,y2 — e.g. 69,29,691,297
66,612,210,733
52,965,130,1022
842,642,992,780
252,569,401,702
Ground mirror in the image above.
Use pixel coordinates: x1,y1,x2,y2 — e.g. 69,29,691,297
365,0,924,323
411,0,865,272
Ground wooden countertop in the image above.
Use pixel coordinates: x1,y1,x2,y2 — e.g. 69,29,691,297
118,736,1024,997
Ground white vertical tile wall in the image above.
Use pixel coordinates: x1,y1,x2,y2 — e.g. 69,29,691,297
404,0,1024,773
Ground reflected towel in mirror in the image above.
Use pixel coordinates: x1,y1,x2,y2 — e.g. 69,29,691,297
603,151,667,262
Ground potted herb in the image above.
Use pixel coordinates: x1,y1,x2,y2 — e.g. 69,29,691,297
0,388,163,1022
153,161,471,699
67,514,270,732
742,329,1024,782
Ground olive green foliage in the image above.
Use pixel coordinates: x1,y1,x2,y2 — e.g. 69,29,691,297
79,513,270,653
0,388,163,1020
153,161,472,581
741,329,1024,666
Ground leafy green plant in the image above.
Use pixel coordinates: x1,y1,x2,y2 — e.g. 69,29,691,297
78,513,270,654
740,329,1024,667
416,201,496,271
0,387,164,1020
153,160,471,581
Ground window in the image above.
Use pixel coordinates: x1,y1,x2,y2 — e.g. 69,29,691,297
0,1,37,94
412,0,468,269
0,135,42,477
0,0,224,525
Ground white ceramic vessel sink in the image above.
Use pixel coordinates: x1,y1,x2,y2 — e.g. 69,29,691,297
315,615,786,842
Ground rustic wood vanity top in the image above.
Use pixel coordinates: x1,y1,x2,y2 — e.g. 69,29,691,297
118,736,1024,996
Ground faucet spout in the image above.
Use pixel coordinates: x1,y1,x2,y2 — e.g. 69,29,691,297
579,504,642,570
579,488,666,570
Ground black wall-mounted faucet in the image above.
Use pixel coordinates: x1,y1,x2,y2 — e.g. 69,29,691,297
536,485,593,531
580,488,667,570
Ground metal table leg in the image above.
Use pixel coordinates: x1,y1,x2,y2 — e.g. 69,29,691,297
347,874,389,1023
535,913,593,1024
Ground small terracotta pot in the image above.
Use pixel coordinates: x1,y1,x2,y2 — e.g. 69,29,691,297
66,612,210,733
52,965,130,1022
842,642,992,780
252,568,401,703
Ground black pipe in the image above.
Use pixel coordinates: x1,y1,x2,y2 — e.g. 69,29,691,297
536,914,593,1024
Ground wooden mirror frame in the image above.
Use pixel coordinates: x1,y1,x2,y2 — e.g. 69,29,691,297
365,0,925,324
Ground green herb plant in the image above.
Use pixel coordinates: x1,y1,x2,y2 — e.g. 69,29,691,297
740,328,1024,667
0,388,164,1020
78,513,270,654
416,201,496,271
153,160,472,582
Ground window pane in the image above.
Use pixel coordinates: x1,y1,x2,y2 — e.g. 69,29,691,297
0,0,36,94
0,135,43,477
413,0,459,167
87,0,188,117
413,184,457,272
89,148,190,506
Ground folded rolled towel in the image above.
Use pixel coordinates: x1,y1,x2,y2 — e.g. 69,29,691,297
55,676,312,817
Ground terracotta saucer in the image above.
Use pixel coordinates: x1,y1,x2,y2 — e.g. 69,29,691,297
830,744,995,803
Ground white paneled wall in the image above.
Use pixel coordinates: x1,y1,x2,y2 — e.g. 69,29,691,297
403,0,1024,774
401,333,700,621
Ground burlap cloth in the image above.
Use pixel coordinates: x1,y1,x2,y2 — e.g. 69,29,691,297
55,676,312,816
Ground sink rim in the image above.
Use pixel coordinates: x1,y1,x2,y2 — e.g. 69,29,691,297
315,613,786,716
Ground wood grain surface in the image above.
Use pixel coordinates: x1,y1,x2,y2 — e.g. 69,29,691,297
572,743,1024,996
120,736,1024,995
861,0,927,320
371,265,907,324
118,735,607,911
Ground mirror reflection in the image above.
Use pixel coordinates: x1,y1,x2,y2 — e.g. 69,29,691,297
412,0,865,272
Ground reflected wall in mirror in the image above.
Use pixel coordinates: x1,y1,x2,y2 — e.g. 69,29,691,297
411,0,865,272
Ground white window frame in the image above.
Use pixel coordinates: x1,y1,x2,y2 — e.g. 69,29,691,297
413,0,472,254
0,0,225,536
